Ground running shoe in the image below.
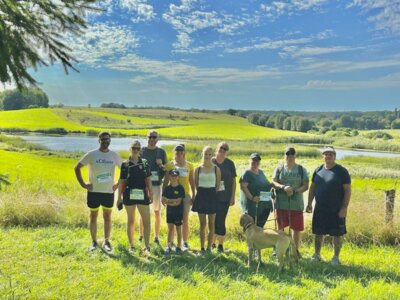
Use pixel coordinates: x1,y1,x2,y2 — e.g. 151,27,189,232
182,242,189,252
154,237,160,245
311,253,322,262
88,241,98,251
103,241,112,252
128,245,135,253
217,244,224,253
175,247,182,255
138,236,143,243
211,243,216,249
164,247,172,255
331,256,341,266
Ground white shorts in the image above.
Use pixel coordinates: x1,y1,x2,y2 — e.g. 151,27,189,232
151,185,162,212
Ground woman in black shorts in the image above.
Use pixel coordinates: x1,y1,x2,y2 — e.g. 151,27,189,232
192,146,221,254
117,140,152,254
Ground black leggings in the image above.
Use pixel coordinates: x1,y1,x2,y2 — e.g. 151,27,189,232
215,201,230,236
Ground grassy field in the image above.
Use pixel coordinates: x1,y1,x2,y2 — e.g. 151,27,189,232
1,109,400,298
0,107,312,140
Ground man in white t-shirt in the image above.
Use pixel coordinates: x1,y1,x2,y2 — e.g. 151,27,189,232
74,132,122,252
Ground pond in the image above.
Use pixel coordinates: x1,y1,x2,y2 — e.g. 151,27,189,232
13,134,183,153
8,134,400,159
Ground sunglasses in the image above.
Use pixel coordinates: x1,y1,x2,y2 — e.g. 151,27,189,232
147,136,158,139
219,147,229,151
100,138,110,141
286,152,295,156
131,147,141,151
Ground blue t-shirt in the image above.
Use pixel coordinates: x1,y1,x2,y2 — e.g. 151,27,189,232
312,164,351,213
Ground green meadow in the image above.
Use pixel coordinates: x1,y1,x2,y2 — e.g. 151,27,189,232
1,108,400,299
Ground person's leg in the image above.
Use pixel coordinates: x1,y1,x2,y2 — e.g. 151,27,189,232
152,185,162,241
182,195,191,244
333,236,344,257
176,225,182,248
215,201,229,246
207,214,216,250
154,210,161,241
198,213,207,249
167,223,174,248
314,235,324,256
102,208,112,242
89,210,98,242
125,205,136,247
293,230,302,250
257,208,270,228
139,216,144,241
137,204,151,249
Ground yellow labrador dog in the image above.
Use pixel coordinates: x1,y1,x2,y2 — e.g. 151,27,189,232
240,214,297,271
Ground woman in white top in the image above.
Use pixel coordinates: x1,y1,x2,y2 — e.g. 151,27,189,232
192,146,221,254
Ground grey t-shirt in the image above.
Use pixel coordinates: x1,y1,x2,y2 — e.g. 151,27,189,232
141,146,167,186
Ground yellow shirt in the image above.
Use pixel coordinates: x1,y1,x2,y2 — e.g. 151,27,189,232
166,161,194,196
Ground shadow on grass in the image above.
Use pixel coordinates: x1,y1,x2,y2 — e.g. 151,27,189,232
110,245,400,287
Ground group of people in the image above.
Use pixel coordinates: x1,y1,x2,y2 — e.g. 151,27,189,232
74,130,351,265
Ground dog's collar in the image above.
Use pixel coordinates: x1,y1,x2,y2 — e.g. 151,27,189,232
243,222,254,232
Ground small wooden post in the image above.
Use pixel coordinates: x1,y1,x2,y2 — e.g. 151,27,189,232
385,189,395,225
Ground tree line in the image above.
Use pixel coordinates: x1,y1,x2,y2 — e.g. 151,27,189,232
0,88,49,110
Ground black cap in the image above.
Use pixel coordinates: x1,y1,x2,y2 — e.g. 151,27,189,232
174,144,185,151
169,169,180,176
285,147,296,155
250,153,261,161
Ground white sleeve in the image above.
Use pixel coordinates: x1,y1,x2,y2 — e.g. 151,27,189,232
79,152,92,166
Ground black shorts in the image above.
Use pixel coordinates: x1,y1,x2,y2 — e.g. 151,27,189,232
312,209,346,236
123,188,150,206
167,205,183,226
87,192,114,211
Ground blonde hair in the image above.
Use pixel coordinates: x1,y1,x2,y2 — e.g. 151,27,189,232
130,140,141,150
201,146,213,163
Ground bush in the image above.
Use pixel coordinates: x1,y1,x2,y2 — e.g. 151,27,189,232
364,131,393,140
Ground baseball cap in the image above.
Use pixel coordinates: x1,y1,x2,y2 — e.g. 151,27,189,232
250,153,261,161
321,146,336,154
169,169,180,176
285,147,296,155
174,144,185,151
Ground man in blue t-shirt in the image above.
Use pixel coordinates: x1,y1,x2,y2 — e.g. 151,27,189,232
306,146,351,266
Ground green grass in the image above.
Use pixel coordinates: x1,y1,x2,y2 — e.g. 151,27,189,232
0,107,313,141
1,227,399,299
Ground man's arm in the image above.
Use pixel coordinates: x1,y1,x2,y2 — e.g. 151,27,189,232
339,184,351,218
74,163,92,191
306,182,316,213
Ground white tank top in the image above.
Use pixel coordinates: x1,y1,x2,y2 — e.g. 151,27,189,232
198,167,216,188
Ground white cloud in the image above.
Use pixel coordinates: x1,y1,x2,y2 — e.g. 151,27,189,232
282,72,400,90
163,1,254,53
226,37,313,53
296,57,400,73
120,0,156,23
260,0,327,20
64,23,139,66
349,0,400,35
280,45,358,58
106,54,279,85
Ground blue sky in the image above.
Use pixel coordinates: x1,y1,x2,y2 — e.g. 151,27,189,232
20,1,400,110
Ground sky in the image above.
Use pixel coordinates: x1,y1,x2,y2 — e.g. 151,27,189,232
13,0,400,110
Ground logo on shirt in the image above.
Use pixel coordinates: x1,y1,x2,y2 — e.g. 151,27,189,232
174,190,179,195
96,159,114,164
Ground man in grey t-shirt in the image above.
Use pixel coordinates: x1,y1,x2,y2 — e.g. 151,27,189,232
74,132,122,252
140,130,167,244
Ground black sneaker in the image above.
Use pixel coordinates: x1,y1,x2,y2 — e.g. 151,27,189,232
139,236,143,243
217,244,224,253
103,241,112,252
154,237,160,245
211,243,216,249
89,241,98,251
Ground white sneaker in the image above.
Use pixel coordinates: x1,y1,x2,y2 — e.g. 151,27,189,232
331,256,341,266
311,253,322,261
182,242,189,252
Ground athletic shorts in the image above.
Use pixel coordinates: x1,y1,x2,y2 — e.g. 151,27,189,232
151,185,162,211
276,209,304,231
167,205,183,226
312,209,346,236
87,192,114,211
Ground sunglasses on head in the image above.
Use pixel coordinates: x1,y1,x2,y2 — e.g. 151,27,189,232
219,146,228,151
131,147,141,151
147,136,158,139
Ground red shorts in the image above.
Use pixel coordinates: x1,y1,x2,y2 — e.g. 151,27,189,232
276,209,304,231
